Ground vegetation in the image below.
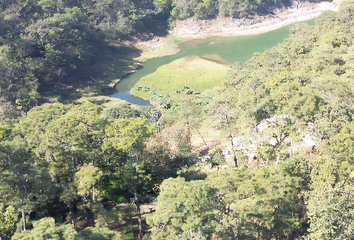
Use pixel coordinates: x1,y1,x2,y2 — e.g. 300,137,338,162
2,0,354,240
159,0,297,21
0,0,318,116
131,56,228,109
0,0,161,112
0,102,194,239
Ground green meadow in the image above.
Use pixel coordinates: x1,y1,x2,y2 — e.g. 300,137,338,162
131,56,228,103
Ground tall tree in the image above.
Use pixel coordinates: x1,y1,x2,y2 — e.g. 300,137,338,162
74,163,102,203
0,139,52,232
103,118,154,239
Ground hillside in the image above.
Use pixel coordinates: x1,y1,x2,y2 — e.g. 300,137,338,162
1,1,354,240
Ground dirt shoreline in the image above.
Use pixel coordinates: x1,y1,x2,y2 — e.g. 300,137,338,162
135,1,339,57
170,1,339,38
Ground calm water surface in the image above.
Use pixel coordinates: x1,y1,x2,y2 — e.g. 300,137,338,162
111,19,315,105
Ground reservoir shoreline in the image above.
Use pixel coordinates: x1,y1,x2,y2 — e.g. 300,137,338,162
113,1,340,105
135,1,339,59
170,1,339,38
113,19,316,105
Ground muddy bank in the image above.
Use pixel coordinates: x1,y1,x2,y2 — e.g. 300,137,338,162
170,1,339,38
133,1,339,59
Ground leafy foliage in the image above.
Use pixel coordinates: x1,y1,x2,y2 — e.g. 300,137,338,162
149,162,302,239
1,2,354,240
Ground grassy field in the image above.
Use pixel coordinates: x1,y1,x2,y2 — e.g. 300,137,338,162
130,56,228,103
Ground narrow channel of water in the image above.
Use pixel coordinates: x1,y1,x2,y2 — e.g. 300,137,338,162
111,19,315,105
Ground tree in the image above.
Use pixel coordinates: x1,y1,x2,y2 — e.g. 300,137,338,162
195,0,218,19
74,163,102,203
307,159,354,240
0,42,40,110
103,118,154,239
14,103,71,148
180,100,209,150
36,103,106,226
38,103,106,182
0,205,17,240
207,88,238,167
26,7,93,82
150,163,302,239
154,0,172,15
207,148,224,169
147,177,217,240
11,217,123,240
256,115,296,164
75,226,122,240
12,218,77,240
0,139,52,232
105,104,141,120
332,121,354,163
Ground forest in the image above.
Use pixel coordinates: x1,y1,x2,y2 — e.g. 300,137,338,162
1,0,354,239
0,0,296,113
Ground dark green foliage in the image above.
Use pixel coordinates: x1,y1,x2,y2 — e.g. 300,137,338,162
149,162,303,239
0,0,316,113
0,101,195,239
75,226,122,240
105,105,141,120
307,159,354,240
11,217,122,240
169,0,294,21
0,0,159,111
2,2,354,240
204,3,354,164
207,148,224,168
0,205,17,239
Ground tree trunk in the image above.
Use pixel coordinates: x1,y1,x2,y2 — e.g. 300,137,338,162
195,128,209,150
60,201,67,222
254,123,258,142
21,207,26,231
133,179,143,240
92,185,96,203
70,199,77,227
225,114,238,167
157,122,161,133
70,211,75,227
228,225,237,240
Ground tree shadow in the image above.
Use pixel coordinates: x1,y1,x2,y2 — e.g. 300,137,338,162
181,170,208,181
39,12,171,104
130,13,170,43
140,13,170,37
39,40,143,103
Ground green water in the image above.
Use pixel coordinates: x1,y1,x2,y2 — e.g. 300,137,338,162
112,19,315,105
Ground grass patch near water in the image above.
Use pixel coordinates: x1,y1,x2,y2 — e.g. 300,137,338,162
131,56,228,103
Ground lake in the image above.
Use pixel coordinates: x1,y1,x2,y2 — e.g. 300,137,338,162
111,19,315,106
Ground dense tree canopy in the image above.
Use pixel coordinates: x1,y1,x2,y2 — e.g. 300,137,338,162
168,0,293,20
0,101,195,239
0,0,160,111
1,1,354,240
0,0,320,115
